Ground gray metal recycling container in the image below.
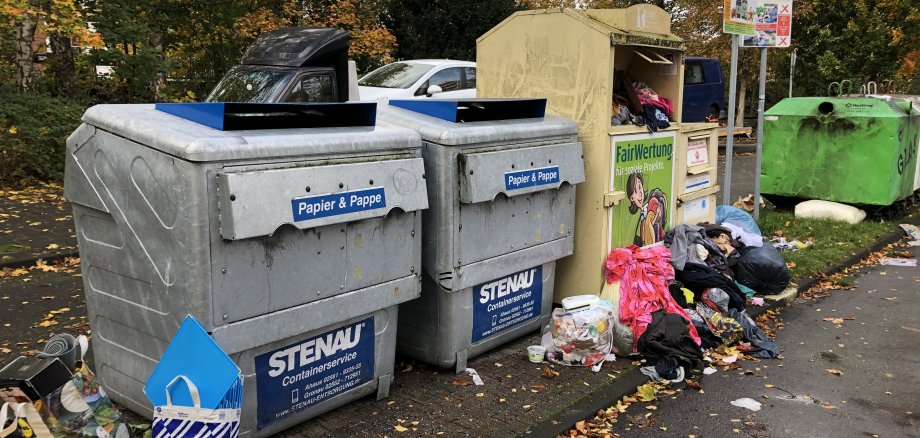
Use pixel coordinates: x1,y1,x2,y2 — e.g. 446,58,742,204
379,99,585,372
63,103,428,437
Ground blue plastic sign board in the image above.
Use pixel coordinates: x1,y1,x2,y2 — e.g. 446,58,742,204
144,316,241,409
291,187,386,222
254,317,375,429
504,166,561,191
472,266,543,343
389,98,547,123
155,102,377,130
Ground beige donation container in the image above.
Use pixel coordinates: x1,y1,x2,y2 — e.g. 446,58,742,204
675,123,719,225
477,5,718,300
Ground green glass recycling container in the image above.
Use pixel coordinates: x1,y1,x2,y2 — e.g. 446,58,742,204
762,97,920,205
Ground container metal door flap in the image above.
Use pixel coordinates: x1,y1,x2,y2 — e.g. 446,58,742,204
457,142,585,203
217,158,428,240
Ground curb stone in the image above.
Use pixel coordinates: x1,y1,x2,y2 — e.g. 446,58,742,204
0,250,80,270
522,211,919,438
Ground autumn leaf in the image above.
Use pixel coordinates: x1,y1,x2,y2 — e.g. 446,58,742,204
35,259,60,272
8,126,16,135
46,243,60,250
0,348,11,354
822,317,855,324
542,366,560,379
685,380,702,391
451,379,472,386
393,425,408,432
826,368,845,376
636,383,658,402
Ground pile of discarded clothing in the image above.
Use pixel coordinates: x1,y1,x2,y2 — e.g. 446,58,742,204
605,245,704,380
667,206,791,297
609,71,674,132
604,207,785,381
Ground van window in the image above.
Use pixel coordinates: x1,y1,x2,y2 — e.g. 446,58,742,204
685,62,705,85
206,66,292,102
464,67,476,89
284,74,335,102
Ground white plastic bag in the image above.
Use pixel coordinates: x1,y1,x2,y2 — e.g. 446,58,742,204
795,200,866,224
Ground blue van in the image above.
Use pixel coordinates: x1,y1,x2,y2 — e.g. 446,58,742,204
682,57,725,122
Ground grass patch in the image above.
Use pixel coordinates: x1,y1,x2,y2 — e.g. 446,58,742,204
756,209,894,282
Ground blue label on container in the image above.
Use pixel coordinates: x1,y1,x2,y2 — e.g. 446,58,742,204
254,318,375,429
504,166,561,191
472,266,542,343
291,187,386,222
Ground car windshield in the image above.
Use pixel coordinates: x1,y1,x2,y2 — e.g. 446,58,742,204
358,62,434,89
206,67,292,102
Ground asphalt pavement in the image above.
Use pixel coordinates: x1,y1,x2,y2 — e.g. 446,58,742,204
605,241,920,437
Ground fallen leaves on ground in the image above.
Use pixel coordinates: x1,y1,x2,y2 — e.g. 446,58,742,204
450,379,472,387
822,317,855,324
636,383,658,402
542,366,560,379
35,259,60,272
803,242,899,299
826,368,845,376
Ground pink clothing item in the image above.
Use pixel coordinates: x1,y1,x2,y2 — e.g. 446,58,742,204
606,245,701,350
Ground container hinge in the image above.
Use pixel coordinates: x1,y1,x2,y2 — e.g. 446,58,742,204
677,186,720,204
604,191,627,207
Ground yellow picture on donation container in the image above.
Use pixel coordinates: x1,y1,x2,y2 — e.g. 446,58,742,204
609,132,676,252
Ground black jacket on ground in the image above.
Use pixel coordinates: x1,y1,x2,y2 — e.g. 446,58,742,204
675,262,746,311
637,310,704,371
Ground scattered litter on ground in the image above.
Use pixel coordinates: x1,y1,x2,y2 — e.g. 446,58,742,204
879,257,917,267
730,398,763,411
899,224,920,242
464,368,484,385
771,236,814,251
751,297,765,306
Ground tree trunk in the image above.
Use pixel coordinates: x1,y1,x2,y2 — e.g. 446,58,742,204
14,18,37,92
49,32,76,96
736,81,747,127
148,23,164,99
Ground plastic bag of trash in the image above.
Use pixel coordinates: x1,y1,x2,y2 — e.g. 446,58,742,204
735,244,791,295
716,205,763,236
543,301,617,367
599,282,637,355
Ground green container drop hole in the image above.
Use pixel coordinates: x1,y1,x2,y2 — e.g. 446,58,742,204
818,101,834,115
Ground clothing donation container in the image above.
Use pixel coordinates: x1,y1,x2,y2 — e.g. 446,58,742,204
477,5,719,299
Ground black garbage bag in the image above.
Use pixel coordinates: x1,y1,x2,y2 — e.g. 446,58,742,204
735,245,791,294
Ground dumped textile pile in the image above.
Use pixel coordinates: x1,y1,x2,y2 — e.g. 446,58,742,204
605,245,704,376
605,206,785,380
609,70,674,132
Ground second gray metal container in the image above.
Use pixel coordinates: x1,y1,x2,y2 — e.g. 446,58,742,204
379,102,584,371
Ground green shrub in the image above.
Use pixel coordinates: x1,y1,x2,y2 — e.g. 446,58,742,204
0,87,86,184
